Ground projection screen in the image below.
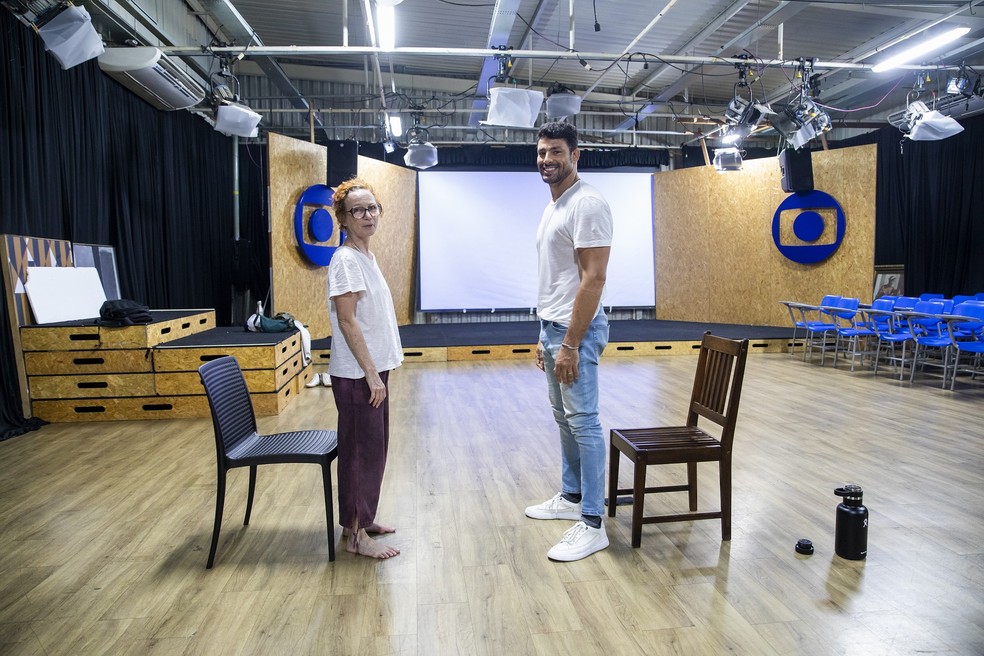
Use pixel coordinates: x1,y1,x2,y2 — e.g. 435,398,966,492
417,171,655,312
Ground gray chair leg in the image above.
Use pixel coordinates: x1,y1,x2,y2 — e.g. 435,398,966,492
207,468,227,569
322,462,336,562
244,465,257,525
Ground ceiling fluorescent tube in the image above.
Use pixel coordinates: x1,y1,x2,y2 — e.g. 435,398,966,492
377,4,396,50
872,26,970,73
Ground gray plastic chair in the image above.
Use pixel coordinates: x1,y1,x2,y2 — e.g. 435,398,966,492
198,355,338,568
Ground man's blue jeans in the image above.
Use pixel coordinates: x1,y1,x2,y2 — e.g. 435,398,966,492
539,312,609,518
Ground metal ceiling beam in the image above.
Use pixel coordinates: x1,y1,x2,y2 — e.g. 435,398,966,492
765,5,982,113
581,0,679,98
161,45,963,71
195,0,323,130
626,0,756,97
468,0,523,128
615,2,805,132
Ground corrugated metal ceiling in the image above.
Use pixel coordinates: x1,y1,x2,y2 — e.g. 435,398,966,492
77,0,984,148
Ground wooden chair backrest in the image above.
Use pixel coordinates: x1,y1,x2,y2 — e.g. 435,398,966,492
687,332,750,453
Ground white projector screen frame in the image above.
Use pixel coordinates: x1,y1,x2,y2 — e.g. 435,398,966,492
417,171,655,312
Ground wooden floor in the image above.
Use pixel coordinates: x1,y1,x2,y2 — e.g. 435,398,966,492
1,352,982,655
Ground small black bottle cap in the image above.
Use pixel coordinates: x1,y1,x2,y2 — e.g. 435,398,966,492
795,538,814,555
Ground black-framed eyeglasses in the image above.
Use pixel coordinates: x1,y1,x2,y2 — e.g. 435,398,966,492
347,204,381,219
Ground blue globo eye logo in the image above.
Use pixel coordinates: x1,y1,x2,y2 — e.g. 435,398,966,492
772,189,846,264
294,184,344,266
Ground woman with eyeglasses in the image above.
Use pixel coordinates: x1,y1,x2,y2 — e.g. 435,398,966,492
327,178,404,559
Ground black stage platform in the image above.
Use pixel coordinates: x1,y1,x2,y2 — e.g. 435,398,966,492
311,320,792,350
156,325,298,348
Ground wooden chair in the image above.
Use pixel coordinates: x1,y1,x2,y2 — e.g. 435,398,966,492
608,332,749,547
198,355,339,568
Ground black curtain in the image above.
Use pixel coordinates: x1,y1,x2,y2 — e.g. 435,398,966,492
832,114,984,297
0,10,266,440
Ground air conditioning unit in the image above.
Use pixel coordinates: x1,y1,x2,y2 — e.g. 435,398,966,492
98,47,206,111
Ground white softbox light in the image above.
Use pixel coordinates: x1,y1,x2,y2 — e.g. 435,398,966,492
481,87,544,128
905,102,964,141
38,5,105,70
546,92,582,119
404,140,438,169
215,103,262,138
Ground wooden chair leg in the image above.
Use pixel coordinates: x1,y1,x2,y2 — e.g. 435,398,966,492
720,458,732,541
244,465,257,526
607,442,620,518
686,462,698,511
631,463,646,548
322,461,336,562
207,467,227,569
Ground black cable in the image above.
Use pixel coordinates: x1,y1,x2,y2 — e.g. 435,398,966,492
513,12,568,51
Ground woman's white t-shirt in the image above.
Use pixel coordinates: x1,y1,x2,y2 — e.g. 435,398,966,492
327,246,404,379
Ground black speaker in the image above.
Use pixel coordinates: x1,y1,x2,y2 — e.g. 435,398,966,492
327,140,359,187
779,147,814,193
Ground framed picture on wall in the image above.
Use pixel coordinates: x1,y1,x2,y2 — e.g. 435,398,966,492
873,264,904,300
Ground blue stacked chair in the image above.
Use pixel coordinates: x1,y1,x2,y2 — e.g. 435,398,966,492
946,302,984,390
866,297,913,380
903,299,952,387
893,296,919,311
830,297,873,371
803,295,842,364
779,300,811,357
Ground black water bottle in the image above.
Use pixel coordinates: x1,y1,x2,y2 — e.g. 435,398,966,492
834,484,868,560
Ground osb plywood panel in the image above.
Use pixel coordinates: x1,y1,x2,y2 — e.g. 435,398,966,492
2,234,75,417
268,136,417,339
268,132,331,338
356,156,417,327
654,144,876,326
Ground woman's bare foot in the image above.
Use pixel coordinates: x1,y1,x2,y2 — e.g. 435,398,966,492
342,522,396,536
346,528,400,559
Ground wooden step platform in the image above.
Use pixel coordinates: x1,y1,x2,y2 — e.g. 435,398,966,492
310,334,789,368
21,311,308,423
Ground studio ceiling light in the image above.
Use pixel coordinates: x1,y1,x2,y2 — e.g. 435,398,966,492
376,3,396,50
721,124,750,145
946,64,979,97
769,96,831,150
902,100,964,141
403,127,438,169
215,102,262,138
713,147,742,172
720,59,769,147
481,87,543,128
387,113,403,137
36,4,104,70
871,26,970,73
545,83,582,119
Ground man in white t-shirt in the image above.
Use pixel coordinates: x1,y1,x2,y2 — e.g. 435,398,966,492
524,121,613,562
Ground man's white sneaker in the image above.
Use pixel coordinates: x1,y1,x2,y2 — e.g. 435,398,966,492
305,373,323,388
547,521,609,562
525,493,581,521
